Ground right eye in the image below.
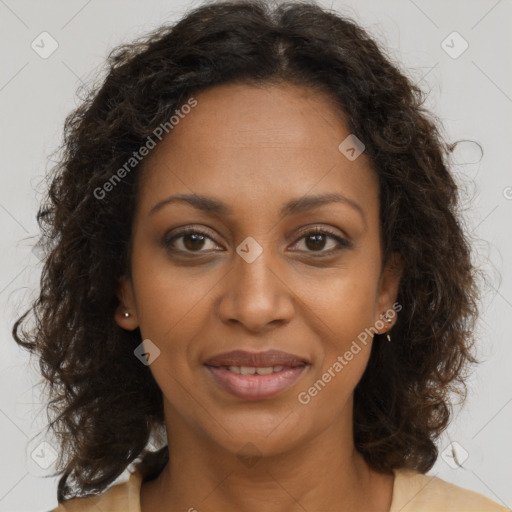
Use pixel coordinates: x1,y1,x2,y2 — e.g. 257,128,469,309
162,228,223,254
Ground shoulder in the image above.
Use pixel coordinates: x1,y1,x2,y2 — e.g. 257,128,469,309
390,468,510,512
47,469,143,512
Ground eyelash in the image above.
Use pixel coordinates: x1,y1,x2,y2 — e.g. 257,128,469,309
162,226,351,256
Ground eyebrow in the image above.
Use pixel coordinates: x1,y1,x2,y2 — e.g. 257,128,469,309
148,192,366,225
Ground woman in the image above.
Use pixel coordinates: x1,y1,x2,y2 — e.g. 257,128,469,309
13,0,508,511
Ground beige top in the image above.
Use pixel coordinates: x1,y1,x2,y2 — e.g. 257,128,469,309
49,467,510,511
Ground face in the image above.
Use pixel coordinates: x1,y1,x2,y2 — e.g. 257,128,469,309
115,82,401,458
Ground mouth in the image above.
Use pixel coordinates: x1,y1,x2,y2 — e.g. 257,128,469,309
203,349,310,400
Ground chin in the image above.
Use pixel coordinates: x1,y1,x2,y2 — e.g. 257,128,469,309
204,409,312,458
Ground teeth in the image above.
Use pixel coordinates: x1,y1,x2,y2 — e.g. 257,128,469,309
226,365,287,375
254,366,273,375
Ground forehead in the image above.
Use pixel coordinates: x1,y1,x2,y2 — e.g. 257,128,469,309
137,82,378,219
177,82,345,146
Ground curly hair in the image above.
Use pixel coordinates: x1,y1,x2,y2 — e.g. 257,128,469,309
12,0,480,502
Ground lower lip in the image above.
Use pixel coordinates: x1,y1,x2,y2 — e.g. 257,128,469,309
205,365,307,400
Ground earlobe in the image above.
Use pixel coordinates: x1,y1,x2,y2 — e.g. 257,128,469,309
114,275,139,330
375,252,403,334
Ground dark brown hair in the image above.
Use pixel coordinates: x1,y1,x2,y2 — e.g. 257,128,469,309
13,0,480,502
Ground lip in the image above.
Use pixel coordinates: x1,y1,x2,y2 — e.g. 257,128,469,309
205,365,308,400
203,349,310,400
203,349,309,368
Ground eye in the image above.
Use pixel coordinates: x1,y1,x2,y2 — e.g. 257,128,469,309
162,226,351,256
163,228,220,253
290,226,351,255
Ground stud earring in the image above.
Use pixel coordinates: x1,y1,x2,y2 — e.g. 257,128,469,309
123,311,131,318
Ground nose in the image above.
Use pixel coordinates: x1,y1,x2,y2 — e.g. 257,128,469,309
216,244,295,333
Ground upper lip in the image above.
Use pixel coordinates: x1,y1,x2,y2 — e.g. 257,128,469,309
204,349,309,368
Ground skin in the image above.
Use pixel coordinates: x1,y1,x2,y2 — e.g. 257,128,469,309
115,81,402,512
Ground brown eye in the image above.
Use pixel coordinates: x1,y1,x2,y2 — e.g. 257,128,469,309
291,227,351,255
162,226,351,257
304,233,330,251
182,233,207,251
163,229,220,254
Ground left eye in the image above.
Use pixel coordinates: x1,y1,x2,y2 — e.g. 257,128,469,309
163,227,350,255
291,228,350,254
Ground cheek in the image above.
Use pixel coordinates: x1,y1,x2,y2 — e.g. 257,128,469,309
296,351,370,423
296,319,373,414
297,261,381,346
130,251,206,409
292,253,380,397
130,240,211,341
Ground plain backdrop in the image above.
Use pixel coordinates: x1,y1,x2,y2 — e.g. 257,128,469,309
1,0,511,510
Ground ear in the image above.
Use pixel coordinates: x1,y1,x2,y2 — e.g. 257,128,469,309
114,275,139,331
374,252,403,334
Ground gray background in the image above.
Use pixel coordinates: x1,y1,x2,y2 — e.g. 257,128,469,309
1,0,511,510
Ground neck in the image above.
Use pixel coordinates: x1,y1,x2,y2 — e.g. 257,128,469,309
140,399,394,512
